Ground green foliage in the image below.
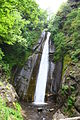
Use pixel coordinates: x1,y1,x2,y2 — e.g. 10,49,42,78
62,85,76,116
0,97,23,120
0,0,47,78
67,95,76,109
48,1,80,116
61,84,75,95
0,61,10,79
2,63,10,76
48,1,80,62
62,54,71,75
61,85,69,95
15,102,21,112
53,32,66,61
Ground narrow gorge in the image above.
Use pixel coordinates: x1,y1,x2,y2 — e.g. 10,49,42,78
13,31,63,120
0,0,80,120
14,31,62,104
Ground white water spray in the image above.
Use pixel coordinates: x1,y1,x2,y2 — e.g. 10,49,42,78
34,32,51,105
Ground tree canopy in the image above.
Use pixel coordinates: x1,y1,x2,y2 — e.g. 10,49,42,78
0,0,47,74
48,0,80,62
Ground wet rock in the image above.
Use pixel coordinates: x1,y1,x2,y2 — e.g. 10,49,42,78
14,54,38,100
33,44,39,51
49,40,55,54
37,107,43,112
14,31,62,102
53,110,66,120
51,60,63,93
14,31,47,101
43,118,46,120
47,41,56,94
75,96,80,112
49,108,54,112
73,108,80,116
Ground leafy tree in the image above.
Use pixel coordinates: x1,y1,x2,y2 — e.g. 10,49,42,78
48,0,80,62
0,0,47,76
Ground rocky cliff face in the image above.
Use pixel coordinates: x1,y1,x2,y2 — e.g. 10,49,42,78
61,61,80,116
54,56,80,117
0,81,18,106
14,31,46,100
14,32,63,101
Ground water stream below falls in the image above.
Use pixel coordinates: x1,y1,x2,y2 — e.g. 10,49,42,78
34,32,51,105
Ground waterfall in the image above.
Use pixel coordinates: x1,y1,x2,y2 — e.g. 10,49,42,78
34,32,51,105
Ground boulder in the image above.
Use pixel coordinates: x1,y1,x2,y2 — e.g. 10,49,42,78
0,81,18,106
53,110,66,120
75,96,80,112
37,107,43,112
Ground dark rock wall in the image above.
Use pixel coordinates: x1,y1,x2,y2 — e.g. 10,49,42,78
26,54,41,102
14,32,63,101
14,31,47,100
46,40,55,93
51,60,63,94
47,40,63,96
14,54,38,100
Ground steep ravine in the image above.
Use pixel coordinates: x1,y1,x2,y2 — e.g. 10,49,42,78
14,31,80,119
14,31,62,102
20,57,80,120
13,31,64,119
0,33,80,120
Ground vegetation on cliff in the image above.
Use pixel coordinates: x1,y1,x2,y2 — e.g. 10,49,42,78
0,0,80,119
0,0,47,78
0,96,23,120
48,0,80,62
48,0,80,116
0,0,47,119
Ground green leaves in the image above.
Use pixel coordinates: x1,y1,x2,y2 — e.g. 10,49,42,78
0,48,4,60
0,0,44,46
0,97,23,120
53,32,66,61
48,1,80,62
0,0,47,74
0,1,25,45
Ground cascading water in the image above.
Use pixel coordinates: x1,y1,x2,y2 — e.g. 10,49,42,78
34,32,51,105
